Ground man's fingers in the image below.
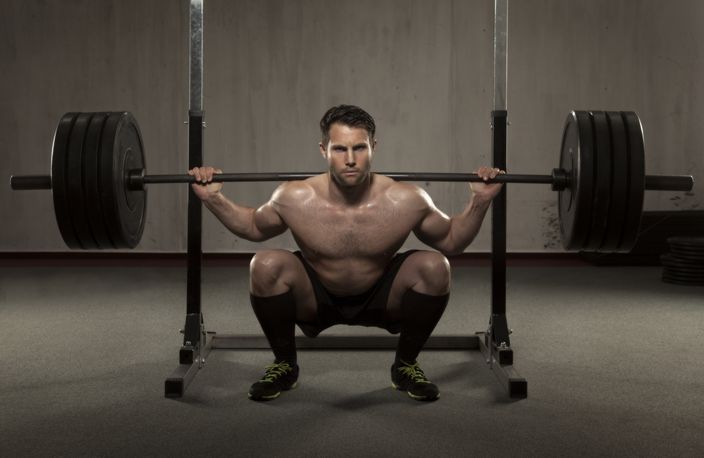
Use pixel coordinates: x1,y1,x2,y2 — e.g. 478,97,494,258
188,166,222,184
474,167,505,182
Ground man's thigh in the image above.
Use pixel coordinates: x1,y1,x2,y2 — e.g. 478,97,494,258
385,251,451,321
249,249,317,322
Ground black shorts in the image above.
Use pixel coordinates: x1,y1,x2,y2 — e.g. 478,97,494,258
293,250,417,338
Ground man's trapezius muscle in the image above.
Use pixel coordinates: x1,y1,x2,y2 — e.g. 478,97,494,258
188,104,504,402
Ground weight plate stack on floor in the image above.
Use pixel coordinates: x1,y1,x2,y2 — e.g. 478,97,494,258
662,237,704,286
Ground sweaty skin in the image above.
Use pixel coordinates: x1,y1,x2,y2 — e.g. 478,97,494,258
189,123,503,296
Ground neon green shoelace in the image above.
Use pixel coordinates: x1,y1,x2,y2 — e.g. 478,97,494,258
398,362,430,384
260,362,293,383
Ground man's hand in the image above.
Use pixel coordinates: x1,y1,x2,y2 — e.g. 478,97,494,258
188,166,223,201
469,166,505,202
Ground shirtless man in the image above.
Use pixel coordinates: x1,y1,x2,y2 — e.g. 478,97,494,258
189,105,504,402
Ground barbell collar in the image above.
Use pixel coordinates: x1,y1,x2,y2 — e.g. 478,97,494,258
644,175,694,192
9,175,52,190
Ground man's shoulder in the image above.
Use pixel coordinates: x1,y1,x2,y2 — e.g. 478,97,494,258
377,175,431,206
272,174,322,203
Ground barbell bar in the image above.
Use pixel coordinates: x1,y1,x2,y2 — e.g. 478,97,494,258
9,172,692,191
8,110,695,252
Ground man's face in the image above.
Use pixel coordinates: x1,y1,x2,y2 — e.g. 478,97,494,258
319,123,375,188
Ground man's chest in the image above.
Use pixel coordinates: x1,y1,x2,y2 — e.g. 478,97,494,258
282,201,419,257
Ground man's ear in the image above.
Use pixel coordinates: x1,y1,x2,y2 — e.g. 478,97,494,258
319,142,327,159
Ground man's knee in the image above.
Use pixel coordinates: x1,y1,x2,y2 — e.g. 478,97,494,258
249,250,294,295
413,251,451,295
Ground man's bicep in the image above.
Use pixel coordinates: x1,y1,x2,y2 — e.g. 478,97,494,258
253,201,288,239
413,200,452,247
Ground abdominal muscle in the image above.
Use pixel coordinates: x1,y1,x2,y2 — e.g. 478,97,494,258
299,251,396,296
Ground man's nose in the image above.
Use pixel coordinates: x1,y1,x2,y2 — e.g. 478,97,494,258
345,150,356,166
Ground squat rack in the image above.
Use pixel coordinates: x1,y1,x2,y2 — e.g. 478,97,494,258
164,0,527,399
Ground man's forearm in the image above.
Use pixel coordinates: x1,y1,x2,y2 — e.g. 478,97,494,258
202,192,261,241
445,195,493,254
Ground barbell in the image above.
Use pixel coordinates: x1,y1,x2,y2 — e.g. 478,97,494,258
9,111,694,252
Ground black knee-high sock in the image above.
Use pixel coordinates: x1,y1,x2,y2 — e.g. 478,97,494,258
250,291,297,365
395,289,449,364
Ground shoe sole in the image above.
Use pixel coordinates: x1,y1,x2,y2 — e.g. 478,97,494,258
248,382,298,401
391,382,439,402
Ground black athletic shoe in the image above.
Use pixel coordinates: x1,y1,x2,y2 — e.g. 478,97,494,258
391,360,439,401
248,361,299,401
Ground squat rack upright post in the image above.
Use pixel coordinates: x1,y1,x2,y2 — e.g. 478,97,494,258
164,0,527,399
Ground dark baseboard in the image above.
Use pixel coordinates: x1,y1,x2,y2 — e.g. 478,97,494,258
0,251,590,267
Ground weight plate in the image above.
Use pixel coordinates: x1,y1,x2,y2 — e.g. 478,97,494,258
600,112,629,251
667,236,704,247
662,277,704,286
83,113,113,248
663,269,704,279
663,262,704,271
558,111,595,250
668,248,704,255
660,254,704,268
667,251,704,262
51,112,81,249
585,111,612,251
663,271,704,281
66,113,99,249
99,112,146,249
618,112,645,252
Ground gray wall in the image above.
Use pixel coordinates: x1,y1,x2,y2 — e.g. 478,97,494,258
2,0,701,253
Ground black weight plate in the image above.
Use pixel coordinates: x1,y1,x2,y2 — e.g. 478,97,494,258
662,276,704,286
670,243,704,256
663,270,704,279
669,249,704,257
51,112,81,249
670,245,704,259
667,243,704,252
83,113,113,248
601,112,629,251
667,236,704,247
618,112,645,252
585,111,612,251
660,255,704,268
99,112,146,249
668,253,704,263
663,263,704,272
558,111,595,250
66,113,98,249
664,272,704,281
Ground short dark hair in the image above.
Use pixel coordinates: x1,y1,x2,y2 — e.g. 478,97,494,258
320,105,376,145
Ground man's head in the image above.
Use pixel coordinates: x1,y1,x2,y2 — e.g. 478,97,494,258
319,105,377,188
319,105,376,145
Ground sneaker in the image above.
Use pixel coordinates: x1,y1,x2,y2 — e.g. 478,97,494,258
248,361,299,401
391,360,439,401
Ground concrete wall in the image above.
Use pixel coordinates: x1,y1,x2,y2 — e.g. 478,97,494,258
2,0,701,253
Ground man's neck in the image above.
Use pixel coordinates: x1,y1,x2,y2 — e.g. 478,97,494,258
326,173,374,206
